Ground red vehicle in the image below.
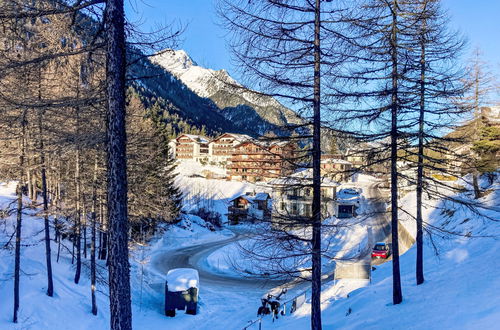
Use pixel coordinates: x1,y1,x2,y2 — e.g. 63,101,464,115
371,242,391,259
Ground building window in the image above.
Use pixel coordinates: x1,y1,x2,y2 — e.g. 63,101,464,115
304,204,312,217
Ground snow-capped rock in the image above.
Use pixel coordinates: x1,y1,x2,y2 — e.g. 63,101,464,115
151,49,302,132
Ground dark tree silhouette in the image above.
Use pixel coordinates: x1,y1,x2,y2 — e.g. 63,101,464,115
105,0,132,329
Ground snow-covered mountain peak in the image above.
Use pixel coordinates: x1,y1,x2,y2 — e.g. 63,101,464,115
152,49,197,75
151,49,229,98
150,49,302,130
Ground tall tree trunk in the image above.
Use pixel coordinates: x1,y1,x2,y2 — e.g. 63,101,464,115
91,154,98,315
14,182,23,323
416,9,426,286
311,1,322,329
105,0,132,328
54,160,62,241
74,144,82,284
99,197,108,260
390,0,403,305
14,108,27,323
472,64,481,198
83,202,87,259
27,167,33,201
472,173,481,199
38,110,54,297
26,125,36,202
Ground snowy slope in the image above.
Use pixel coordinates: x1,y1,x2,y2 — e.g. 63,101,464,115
174,160,270,221
0,182,111,329
0,167,273,330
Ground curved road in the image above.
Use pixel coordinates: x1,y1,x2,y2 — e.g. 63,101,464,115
151,181,397,291
151,230,286,290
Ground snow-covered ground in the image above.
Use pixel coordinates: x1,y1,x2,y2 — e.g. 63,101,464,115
257,173,500,329
204,218,370,279
0,163,270,330
1,169,499,330
175,159,269,221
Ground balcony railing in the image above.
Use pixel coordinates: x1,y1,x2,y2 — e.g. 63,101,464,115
228,206,248,215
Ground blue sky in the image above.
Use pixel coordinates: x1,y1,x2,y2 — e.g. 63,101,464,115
125,0,500,79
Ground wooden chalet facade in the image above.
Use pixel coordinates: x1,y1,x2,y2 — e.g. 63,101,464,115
227,140,295,182
208,133,252,164
227,192,271,224
171,134,210,161
320,156,353,182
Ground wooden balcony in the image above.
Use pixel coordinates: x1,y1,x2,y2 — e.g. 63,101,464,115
228,164,281,170
228,206,248,215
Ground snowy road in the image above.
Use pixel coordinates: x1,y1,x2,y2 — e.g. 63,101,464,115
364,181,415,265
366,182,392,242
146,180,395,329
151,229,285,290
152,181,392,288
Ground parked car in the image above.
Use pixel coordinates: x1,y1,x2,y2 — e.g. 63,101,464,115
165,268,199,317
371,242,391,259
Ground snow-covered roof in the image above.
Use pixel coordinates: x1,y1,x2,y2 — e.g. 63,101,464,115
336,188,361,204
233,139,292,149
166,268,199,292
230,195,252,203
177,134,210,144
230,192,270,204
211,133,253,143
268,169,339,187
321,158,352,165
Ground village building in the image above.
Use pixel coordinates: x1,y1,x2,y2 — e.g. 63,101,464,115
268,169,339,227
320,156,353,182
228,140,295,182
227,192,271,224
344,147,366,168
170,134,210,162
335,188,362,218
208,133,252,165
344,141,390,176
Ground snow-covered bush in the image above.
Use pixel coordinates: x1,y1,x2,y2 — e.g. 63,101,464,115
193,207,222,229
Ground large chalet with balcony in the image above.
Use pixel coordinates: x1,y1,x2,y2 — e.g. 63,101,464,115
227,140,295,183
320,155,353,182
208,133,252,165
169,134,210,161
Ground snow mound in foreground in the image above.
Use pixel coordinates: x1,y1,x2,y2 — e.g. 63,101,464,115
166,268,199,291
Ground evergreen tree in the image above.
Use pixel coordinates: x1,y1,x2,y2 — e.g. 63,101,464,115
126,91,182,241
473,117,500,173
